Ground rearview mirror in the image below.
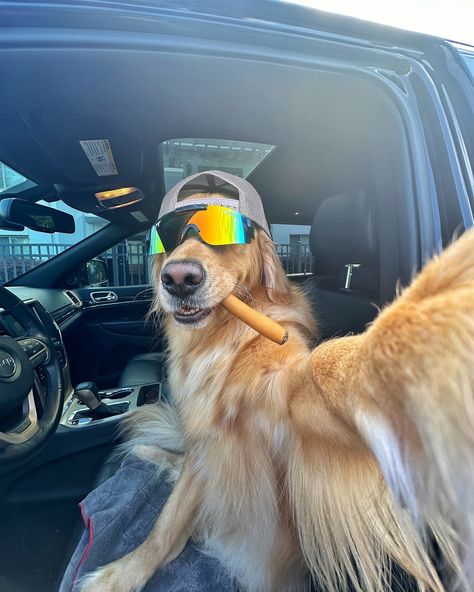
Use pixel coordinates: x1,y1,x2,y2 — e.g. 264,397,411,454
0,198,75,234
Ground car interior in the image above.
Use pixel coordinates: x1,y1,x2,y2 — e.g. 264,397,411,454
0,15,468,592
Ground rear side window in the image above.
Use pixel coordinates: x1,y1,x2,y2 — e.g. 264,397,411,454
161,138,275,191
457,47,474,82
463,56,474,78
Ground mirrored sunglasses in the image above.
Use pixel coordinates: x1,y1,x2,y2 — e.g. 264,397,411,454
149,204,256,255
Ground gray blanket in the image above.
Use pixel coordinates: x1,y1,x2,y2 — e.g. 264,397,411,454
60,456,236,592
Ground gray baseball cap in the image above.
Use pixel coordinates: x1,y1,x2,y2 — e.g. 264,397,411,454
158,170,271,236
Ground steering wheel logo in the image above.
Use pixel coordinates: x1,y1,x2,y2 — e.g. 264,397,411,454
0,351,16,379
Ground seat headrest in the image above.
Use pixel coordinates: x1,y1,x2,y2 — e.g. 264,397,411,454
310,190,378,265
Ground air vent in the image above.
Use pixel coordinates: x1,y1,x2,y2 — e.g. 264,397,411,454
64,290,82,308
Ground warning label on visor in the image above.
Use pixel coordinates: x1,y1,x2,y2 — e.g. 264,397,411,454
79,139,118,176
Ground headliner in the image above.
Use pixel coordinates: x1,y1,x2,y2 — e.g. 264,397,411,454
0,45,403,226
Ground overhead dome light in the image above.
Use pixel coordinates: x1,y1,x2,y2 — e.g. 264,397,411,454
95,187,143,210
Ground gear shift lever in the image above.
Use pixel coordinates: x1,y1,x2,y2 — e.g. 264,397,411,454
74,381,101,409
74,381,128,419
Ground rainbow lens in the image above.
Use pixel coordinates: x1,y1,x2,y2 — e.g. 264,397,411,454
149,205,255,254
187,206,248,246
149,225,165,255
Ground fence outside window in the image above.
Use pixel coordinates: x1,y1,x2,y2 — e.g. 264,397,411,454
275,243,312,275
1,241,312,285
0,243,69,283
101,242,149,287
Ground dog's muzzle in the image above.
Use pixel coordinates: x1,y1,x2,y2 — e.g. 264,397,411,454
160,260,211,324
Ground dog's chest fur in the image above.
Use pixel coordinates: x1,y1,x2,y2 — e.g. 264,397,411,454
165,329,308,590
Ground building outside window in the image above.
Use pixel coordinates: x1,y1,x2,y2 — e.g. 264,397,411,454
290,234,310,248
0,235,29,254
271,225,312,275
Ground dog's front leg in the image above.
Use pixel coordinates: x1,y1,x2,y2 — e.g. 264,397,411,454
79,458,201,592
306,228,474,588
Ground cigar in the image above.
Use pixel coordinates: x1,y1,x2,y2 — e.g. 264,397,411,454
221,293,288,345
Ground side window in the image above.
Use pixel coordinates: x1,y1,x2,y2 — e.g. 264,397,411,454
271,224,312,275
91,233,150,287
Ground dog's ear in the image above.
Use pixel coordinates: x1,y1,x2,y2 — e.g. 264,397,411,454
258,231,291,304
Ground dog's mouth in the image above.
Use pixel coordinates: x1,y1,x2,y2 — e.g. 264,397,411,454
173,305,212,325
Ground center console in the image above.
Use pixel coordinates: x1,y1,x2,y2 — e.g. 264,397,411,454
60,382,162,428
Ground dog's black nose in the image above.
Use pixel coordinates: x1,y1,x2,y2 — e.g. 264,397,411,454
161,261,205,297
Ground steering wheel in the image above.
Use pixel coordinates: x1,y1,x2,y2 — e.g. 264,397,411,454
0,286,64,471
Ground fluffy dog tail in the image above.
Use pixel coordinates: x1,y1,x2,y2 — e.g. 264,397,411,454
116,402,185,482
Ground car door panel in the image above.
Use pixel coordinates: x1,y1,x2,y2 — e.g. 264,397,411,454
63,286,161,389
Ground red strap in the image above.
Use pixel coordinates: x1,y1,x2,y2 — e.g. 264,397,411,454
69,502,94,592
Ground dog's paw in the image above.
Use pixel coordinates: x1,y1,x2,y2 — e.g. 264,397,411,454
78,562,142,592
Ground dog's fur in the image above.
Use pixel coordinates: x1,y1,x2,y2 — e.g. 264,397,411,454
81,195,474,592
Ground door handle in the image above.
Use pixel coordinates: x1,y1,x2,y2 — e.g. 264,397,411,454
90,291,118,304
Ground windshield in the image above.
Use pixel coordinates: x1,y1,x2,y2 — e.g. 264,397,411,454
0,161,107,285
0,201,107,285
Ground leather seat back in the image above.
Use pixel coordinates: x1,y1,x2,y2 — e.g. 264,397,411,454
304,189,380,340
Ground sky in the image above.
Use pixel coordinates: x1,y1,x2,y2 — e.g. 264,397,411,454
283,0,474,46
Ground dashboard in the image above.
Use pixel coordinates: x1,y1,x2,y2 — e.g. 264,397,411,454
2,287,82,327
0,284,156,421
0,285,158,438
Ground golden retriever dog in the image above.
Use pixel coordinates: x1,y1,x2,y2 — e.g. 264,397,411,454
81,193,474,592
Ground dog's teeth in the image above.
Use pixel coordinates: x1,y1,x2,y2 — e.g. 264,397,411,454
178,307,200,316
